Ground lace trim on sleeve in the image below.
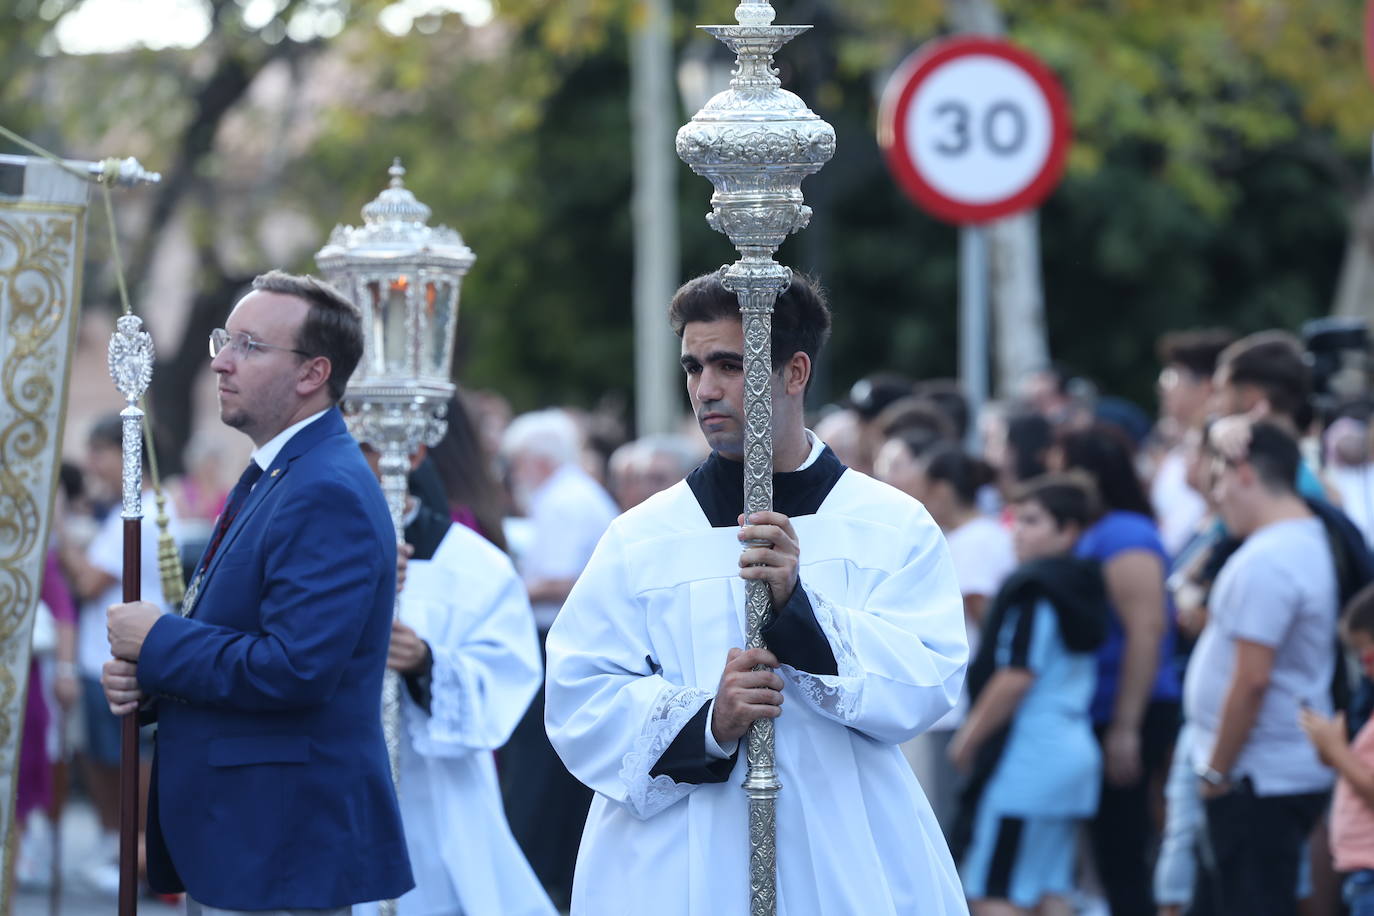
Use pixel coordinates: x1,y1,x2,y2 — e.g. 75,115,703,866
617,684,714,820
407,642,475,755
781,587,864,723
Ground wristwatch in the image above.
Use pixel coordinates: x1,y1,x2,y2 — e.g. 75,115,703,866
1194,762,1229,787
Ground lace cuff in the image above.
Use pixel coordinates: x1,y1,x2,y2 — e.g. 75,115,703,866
617,684,714,820
780,586,864,723
408,642,473,753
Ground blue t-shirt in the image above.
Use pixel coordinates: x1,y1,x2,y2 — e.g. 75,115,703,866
1075,510,1181,724
982,599,1101,818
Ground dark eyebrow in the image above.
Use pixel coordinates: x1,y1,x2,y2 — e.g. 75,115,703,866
680,350,745,369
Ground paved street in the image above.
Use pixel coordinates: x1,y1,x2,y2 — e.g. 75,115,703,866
12,799,178,916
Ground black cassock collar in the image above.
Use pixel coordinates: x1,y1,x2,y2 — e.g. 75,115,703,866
686,444,847,528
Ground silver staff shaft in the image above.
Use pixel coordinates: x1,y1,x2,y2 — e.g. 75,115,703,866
733,274,787,913
377,441,410,916
677,3,835,911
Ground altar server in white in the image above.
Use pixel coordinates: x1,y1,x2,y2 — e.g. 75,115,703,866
356,448,558,916
545,273,970,916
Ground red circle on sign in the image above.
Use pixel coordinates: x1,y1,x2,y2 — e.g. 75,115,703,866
879,37,1073,225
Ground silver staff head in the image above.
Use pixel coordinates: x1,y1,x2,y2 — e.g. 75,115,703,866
107,314,154,519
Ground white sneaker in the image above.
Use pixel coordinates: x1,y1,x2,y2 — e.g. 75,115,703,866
82,859,121,897
15,812,54,889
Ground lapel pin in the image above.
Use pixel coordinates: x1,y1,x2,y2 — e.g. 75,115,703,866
271,468,281,478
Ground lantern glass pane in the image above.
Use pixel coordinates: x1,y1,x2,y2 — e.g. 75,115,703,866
384,276,409,374
365,279,385,376
425,279,454,378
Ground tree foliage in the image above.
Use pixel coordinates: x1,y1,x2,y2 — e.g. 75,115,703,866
6,0,1372,456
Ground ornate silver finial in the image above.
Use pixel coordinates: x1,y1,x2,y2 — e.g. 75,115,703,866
361,158,432,226
676,16,835,260
108,314,154,405
107,314,153,520
735,1,775,26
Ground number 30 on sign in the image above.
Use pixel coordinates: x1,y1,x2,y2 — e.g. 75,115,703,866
879,37,1072,225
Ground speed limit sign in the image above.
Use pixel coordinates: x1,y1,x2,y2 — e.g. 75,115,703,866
879,37,1071,224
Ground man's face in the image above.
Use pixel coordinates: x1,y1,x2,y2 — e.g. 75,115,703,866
681,318,751,460
641,451,686,496
1182,427,1215,504
1209,366,1260,418
874,439,925,501
1011,499,1077,562
86,440,123,498
1209,456,1257,536
212,291,310,444
1021,370,1065,418
1158,364,1211,426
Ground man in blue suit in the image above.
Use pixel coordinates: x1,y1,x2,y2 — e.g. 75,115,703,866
101,270,413,914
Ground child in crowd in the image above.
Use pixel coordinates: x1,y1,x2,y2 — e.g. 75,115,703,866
1301,582,1374,916
950,472,1108,916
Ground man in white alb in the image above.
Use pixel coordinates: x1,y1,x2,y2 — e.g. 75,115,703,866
354,446,558,916
544,272,970,916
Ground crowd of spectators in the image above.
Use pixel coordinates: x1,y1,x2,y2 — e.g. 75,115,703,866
857,324,1374,916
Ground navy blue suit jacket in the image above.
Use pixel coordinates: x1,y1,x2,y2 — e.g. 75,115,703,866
138,409,413,909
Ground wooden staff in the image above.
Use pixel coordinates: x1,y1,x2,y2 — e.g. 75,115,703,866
108,314,155,916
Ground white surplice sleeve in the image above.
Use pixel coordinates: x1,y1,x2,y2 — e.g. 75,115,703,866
780,505,969,746
402,530,544,757
545,523,716,821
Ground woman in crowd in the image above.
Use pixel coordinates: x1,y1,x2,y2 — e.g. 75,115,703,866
1054,424,1181,916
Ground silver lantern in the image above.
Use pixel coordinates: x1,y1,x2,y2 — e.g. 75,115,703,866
315,160,474,916
317,159,474,533
676,2,835,914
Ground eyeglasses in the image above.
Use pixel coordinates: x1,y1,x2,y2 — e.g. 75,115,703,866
209,328,311,360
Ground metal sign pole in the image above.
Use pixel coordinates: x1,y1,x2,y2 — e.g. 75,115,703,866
959,224,989,452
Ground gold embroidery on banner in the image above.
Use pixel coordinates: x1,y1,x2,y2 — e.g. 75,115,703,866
0,200,85,897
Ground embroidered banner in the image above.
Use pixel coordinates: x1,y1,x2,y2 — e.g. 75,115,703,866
0,157,87,909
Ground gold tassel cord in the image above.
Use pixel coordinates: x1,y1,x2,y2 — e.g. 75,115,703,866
1,123,185,604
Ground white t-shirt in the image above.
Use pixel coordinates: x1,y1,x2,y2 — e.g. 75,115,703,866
1152,447,1207,557
933,514,1016,731
77,494,179,677
521,464,619,631
1184,516,1337,796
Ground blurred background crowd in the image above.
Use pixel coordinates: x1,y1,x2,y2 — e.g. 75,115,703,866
20,312,1374,915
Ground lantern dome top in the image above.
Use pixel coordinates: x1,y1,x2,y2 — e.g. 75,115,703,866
316,158,475,270
361,159,432,226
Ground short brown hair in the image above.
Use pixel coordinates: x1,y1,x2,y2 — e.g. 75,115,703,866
668,271,832,389
1011,471,1101,530
874,396,957,444
252,270,363,402
1157,328,1237,378
1216,330,1311,423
